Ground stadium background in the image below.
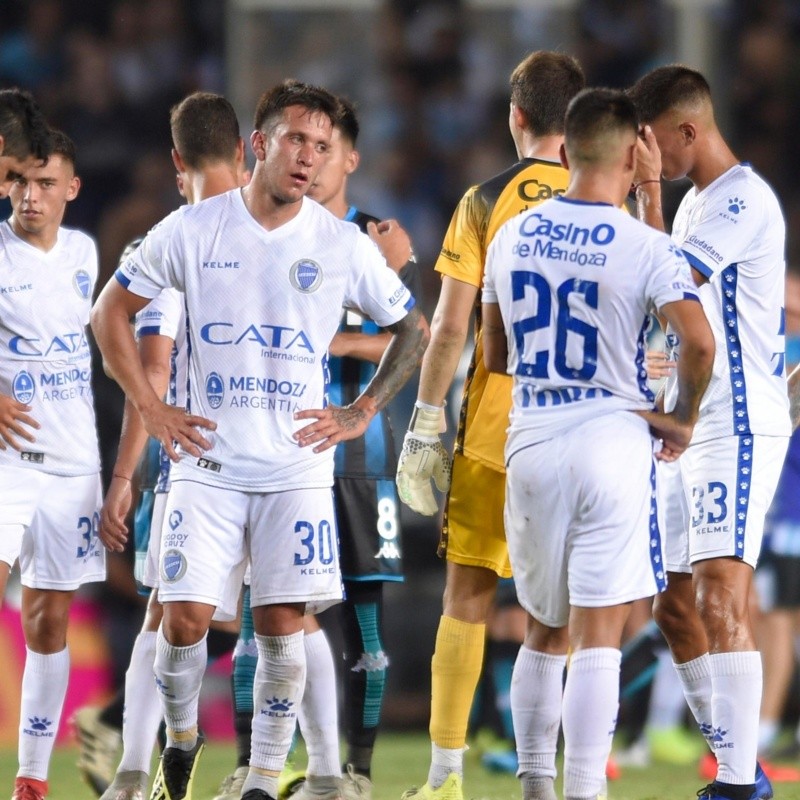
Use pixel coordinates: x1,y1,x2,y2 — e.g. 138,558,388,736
0,0,798,757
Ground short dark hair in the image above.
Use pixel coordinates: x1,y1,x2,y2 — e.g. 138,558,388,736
170,92,240,169
510,51,585,137
252,79,338,134
628,65,712,123
565,88,639,163
0,87,52,161
48,129,77,168
335,97,360,147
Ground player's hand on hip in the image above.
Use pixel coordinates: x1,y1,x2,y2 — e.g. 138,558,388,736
140,401,216,462
645,349,676,380
637,409,694,462
0,393,40,451
293,404,371,453
395,402,451,516
99,475,133,552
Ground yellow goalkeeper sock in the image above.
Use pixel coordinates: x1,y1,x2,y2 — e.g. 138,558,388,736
430,615,486,749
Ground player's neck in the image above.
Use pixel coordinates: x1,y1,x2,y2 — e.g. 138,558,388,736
565,171,628,207
10,216,59,252
519,133,563,163
321,191,348,219
187,164,239,204
689,131,739,192
241,171,305,231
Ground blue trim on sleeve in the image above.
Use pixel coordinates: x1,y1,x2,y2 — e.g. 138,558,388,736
681,249,714,278
115,269,132,289
683,292,701,302
138,325,162,337
403,295,416,312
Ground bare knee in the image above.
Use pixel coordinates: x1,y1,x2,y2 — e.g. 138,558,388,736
442,562,499,624
22,589,73,653
161,602,214,646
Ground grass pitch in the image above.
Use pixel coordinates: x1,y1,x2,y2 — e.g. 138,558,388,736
3,733,800,800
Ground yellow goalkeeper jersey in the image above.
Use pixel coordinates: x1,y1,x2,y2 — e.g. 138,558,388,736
435,157,570,472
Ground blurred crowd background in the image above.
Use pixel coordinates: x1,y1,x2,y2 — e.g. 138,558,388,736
1,0,799,738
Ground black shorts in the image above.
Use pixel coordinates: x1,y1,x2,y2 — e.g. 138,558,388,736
334,476,403,582
756,552,800,611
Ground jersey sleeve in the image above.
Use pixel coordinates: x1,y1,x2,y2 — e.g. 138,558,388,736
114,208,185,298
481,229,503,304
644,231,702,312
344,232,416,328
134,288,184,341
678,190,763,280
434,185,487,287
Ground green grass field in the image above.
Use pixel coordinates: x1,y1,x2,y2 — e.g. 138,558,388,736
4,734,800,800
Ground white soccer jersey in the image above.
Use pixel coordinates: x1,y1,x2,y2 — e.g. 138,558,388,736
666,163,790,442
117,190,415,492
134,287,187,494
483,196,699,453
0,220,100,475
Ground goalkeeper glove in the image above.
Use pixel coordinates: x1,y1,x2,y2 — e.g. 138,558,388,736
396,401,451,516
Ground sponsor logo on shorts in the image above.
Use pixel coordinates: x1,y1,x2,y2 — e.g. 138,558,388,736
169,510,183,530
375,541,400,560
73,269,92,299
197,457,222,473
12,370,35,403
261,697,296,719
23,717,54,738
289,259,322,293
161,549,187,582
20,451,44,464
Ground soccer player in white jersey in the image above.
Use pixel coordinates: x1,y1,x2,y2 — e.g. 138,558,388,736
90,80,429,800
0,88,51,200
0,131,105,800
629,65,792,800
481,88,715,800
89,91,249,800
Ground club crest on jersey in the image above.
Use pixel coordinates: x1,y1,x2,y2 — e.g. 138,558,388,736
73,269,92,299
289,259,322,293
161,548,187,582
205,372,224,409
12,370,35,404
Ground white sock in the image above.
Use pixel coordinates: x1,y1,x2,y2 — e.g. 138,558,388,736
675,653,712,747
250,632,306,774
710,651,761,786
18,647,70,781
299,629,340,777
511,646,566,779
153,628,207,750
428,743,464,788
118,631,162,773
241,770,279,799
647,649,686,729
562,648,620,800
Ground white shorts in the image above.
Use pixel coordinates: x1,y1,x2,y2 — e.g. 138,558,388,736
0,466,105,590
141,491,168,590
661,434,789,572
505,412,665,628
157,481,342,620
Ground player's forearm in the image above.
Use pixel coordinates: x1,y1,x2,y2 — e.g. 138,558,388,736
354,306,429,416
329,331,392,364
671,337,714,424
415,311,471,407
91,304,161,415
635,183,667,233
788,363,800,430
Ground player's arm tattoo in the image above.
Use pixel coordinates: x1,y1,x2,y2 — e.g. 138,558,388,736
789,363,800,430
361,306,429,412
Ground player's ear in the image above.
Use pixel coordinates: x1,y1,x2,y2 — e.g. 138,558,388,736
66,175,81,201
172,148,185,173
510,102,527,133
679,122,696,146
250,129,267,161
345,147,360,176
559,142,569,171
